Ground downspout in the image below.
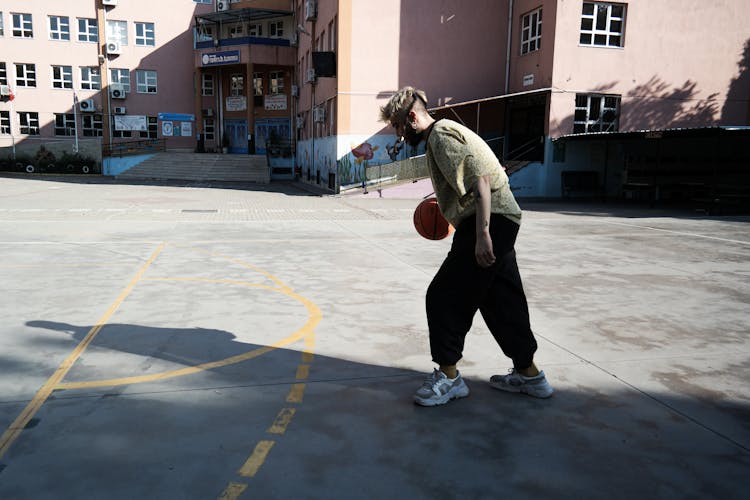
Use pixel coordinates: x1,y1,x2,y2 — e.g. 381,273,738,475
505,0,513,94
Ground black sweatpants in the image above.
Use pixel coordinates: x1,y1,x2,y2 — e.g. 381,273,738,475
425,213,538,369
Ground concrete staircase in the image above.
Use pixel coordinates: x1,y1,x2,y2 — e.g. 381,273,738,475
115,152,270,184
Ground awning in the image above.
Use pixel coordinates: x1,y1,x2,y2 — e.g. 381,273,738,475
195,7,292,26
427,87,552,112
554,126,750,142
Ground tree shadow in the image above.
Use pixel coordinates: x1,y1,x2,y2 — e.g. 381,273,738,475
722,38,750,124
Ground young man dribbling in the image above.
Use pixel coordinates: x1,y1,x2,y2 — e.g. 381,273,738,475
380,87,553,406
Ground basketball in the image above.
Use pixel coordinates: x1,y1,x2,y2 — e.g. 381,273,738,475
413,198,454,240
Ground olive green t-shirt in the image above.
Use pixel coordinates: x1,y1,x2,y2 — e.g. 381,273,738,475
425,119,522,227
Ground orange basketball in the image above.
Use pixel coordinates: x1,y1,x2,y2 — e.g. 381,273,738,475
413,198,454,240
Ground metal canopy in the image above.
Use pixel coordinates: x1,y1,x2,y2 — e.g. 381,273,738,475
195,7,292,25
554,125,750,142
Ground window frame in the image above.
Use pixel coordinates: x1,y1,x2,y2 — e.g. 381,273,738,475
0,111,11,135
77,18,98,43
0,12,4,37
82,114,103,137
230,73,244,97
520,8,542,55
202,73,214,96
80,66,101,90
573,93,621,134
0,62,7,85
579,2,626,48
12,13,33,38
106,19,128,45
203,118,215,141
54,113,76,136
269,20,284,38
110,68,131,92
139,116,158,139
136,69,158,94
269,70,284,95
134,21,155,46
248,22,263,37
52,65,74,89
18,111,40,135
48,15,70,41
15,63,37,88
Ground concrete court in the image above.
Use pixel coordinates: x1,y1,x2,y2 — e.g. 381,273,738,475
0,174,748,500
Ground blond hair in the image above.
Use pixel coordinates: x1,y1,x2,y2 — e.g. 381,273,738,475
379,86,428,123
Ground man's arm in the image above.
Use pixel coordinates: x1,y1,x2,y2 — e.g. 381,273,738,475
474,174,495,268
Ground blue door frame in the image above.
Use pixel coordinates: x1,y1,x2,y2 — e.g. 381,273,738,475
225,119,248,154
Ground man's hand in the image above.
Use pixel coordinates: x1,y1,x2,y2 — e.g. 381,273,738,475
473,175,495,268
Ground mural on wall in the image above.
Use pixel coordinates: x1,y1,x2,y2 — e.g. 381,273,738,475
297,134,425,189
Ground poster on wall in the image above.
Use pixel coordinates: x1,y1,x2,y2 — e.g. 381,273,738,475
162,121,174,136
182,122,192,137
114,115,148,131
264,94,287,111
226,96,247,111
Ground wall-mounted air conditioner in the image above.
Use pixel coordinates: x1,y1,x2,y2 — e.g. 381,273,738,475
110,83,126,99
202,108,214,117
105,41,122,55
80,99,96,112
313,106,325,123
114,107,127,115
305,0,317,22
0,85,10,96
217,1,230,12
291,85,299,97
305,68,316,83
102,0,118,6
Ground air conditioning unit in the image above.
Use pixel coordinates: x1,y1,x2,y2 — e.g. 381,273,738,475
306,67,316,83
0,85,10,96
313,106,325,123
80,99,96,112
202,108,214,117
295,116,304,129
105,41,122,55
110,83,126,99
305,0,317,22
114,107,126,115
217,0,230,12
102,0,118,6
291,85,299,97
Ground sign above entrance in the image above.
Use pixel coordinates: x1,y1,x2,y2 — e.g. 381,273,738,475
202,50,240,66
226,96,247,112
158,113,195,121
264,94,287,111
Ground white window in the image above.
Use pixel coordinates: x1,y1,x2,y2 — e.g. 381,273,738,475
0,63,7,85
573,94,620,133
0,111,11,135
54,113,76,136
18,111,40,135
12,13,33,38
80,67,101,90
136,69,157,93
15,63,37,87
0,13,4,37
139,117,158,139
195,24,213,43
203,119,215,141
270,70,284,94
253,72,263,96
49,15,70,41
82,114,103,137
77,18,98,42
52,65,73,89
521,8,542,55
202,73,214,96
110,68,131,92
269,21,283,38
135,22,155,46
248,23,263,37
580,2,625,48
230,73,244,97
106,20,128,45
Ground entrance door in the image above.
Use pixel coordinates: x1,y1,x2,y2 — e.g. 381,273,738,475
224,119,248,154
254,118,291,155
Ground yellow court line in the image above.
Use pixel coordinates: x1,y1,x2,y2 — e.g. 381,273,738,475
286,384,306,404
238,440,275,478
295,364,310,380
217,482,248,500
267,408,296,435
0,243,166,460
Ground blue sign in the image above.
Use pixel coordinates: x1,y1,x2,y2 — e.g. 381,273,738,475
201,50,240,66
158,113,195,121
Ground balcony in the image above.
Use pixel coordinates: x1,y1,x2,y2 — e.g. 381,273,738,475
194,7,295,50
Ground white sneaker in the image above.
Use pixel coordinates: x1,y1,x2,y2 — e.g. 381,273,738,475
413,369,470,406
490,369,554,398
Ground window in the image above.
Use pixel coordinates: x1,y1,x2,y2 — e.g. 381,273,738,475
573,94,620,133
77,18,98,42
0,63,7,85
110,68,131,92
136,70,157,93
204,119,215,141
12,13,33,38
328,17,336,52
270,70,284,94
580,2,625,47
248,23,263,37
80,67,101,90
18,112,40,135
135,22,155,46
269,21,283,38
106,20,128,45
49,15,70,41
113,127,133,138
139,117,158,139
0,111,10,135
52,65,73,89
230,73,244,97
54,113,76,136
229,24,244,38
15,63,37,87
82,114,103,137
202,73,214,96
521,8,542,54
253,72,263,96
0,12,4,36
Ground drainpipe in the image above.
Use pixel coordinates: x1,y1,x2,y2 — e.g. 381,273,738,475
505,0,513,94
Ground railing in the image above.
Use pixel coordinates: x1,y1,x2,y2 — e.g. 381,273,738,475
103,138,166,158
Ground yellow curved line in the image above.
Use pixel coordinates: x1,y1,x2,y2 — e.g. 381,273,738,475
56,278,322,391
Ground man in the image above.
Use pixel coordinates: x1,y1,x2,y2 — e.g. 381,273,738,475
380,87,553,406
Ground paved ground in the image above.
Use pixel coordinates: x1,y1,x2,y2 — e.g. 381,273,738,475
0,174,749,499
